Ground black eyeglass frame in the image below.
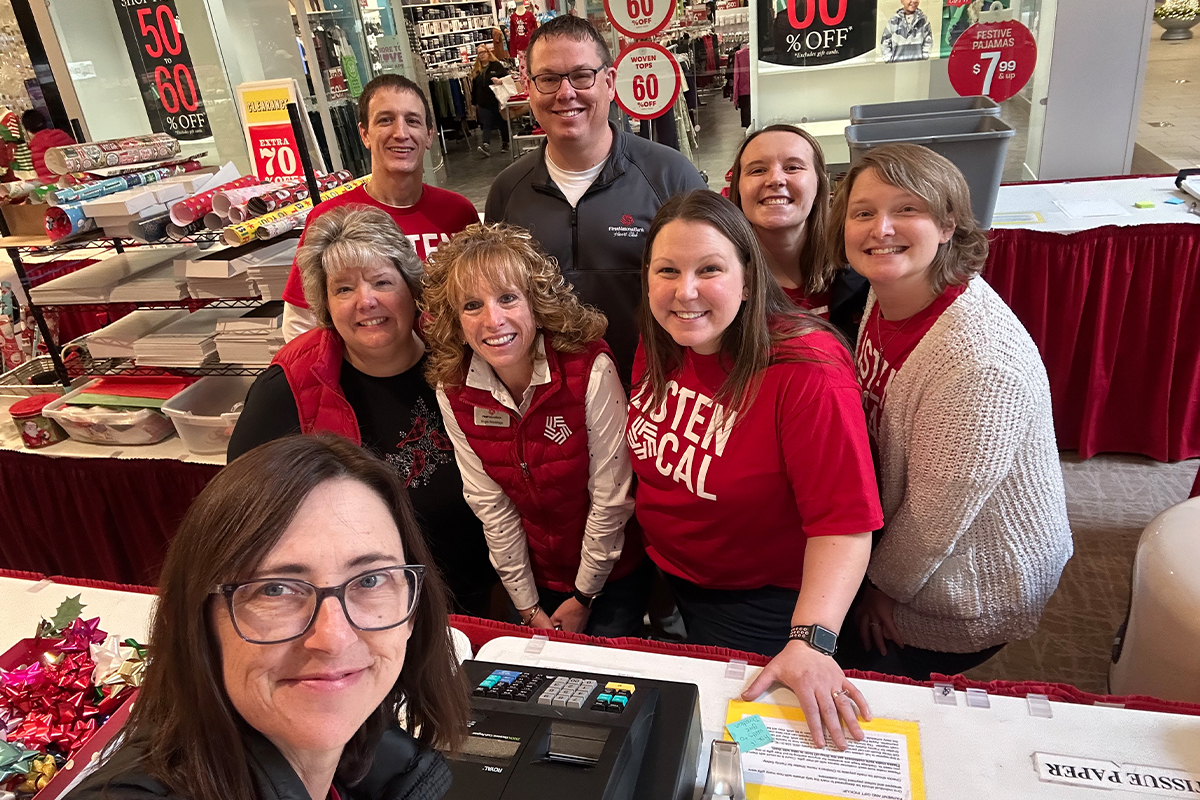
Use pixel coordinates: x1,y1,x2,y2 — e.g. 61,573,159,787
529,66,609,94
212,564,426,645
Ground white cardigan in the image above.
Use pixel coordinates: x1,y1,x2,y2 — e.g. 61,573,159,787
860,277,1073,653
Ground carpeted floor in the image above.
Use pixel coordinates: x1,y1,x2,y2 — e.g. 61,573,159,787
963,453,1200,694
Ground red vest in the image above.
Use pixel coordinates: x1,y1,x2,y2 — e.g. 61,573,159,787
443,339,644,592
272,327,362,444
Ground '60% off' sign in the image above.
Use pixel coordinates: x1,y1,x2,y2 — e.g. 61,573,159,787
603,0,675,39
947,21,1037,103
614,42,682,121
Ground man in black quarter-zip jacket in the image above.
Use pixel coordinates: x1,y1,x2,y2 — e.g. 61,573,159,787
485,16,707,385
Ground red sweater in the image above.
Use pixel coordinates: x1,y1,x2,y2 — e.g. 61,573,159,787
443,339,642,591
282,183,479,308
627,331,882,591
29,128,75,183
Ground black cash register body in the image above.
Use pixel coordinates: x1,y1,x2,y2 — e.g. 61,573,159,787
443,659,703,800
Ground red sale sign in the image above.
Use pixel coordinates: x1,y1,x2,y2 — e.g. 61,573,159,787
947,21,1037,103
248,122,302,181
614,42,682,120
603,0,675,39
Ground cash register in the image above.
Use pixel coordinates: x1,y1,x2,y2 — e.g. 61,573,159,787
444,660,702,800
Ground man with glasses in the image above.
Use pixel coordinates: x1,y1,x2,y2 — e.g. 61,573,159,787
485,16,707,383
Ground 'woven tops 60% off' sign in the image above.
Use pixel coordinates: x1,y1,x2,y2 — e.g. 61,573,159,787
614,42,682,121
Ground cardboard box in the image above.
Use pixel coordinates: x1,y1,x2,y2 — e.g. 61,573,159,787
1,202,48,237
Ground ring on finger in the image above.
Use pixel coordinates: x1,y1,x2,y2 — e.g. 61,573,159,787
832,690,846,699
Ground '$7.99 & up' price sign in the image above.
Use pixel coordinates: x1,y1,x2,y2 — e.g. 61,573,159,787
613,42,682,121
947,20,1037,103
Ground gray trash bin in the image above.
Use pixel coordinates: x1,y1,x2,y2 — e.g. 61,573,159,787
850,96,1000,125
844,115,1015,228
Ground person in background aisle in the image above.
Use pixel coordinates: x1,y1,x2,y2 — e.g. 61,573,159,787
880,0,933,62
731,45,750,129
229,206,497,619
281,74,479,341
423,223,651,636
66,434,467,800
728,125,870,343
629,190,882,750
471,44,511,157
21,109,75,184
485,15,707,385
830,143,1072,680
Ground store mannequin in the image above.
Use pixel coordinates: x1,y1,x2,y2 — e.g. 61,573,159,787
509,0,538,54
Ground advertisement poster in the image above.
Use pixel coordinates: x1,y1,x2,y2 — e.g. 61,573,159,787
941,0,1011,57
756,0,879,67
613,42,682,120
236,79,326,180
873,0,944,63
111,0,211,141
946,20,1035,102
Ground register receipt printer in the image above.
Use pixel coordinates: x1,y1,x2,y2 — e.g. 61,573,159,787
443,660,702,800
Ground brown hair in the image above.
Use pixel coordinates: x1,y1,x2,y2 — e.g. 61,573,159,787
727,124,837,295
297,204,423,329
422,222,607,388
114,435,469,800
358,73,434,131
636,190,837,418
526,15,614,73
828,143,989,294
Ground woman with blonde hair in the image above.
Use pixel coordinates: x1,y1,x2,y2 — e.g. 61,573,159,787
830,143,1071,679
471,44,510,156
423,222,650,635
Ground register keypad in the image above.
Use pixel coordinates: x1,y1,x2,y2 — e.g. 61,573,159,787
471,670,637,713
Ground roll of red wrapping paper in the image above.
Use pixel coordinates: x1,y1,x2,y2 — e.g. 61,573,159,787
169,176,261,226
44,133,180,175
223,175,368,245
228,202,253,223
212,183,280,216
256,208,311,240
45,204,98,241
247,183,309,216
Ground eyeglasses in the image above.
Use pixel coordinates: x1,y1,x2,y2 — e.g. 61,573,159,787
213,565,425,645
530,67,606,94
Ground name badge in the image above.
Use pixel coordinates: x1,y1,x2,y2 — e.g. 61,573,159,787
474,407,511,428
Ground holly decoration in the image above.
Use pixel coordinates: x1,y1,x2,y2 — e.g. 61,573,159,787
36,595,86,639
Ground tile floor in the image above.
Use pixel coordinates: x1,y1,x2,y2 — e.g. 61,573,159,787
1137,25,1200,170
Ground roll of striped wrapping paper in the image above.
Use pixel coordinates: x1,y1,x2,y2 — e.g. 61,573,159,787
246,170,355,215
169,176,262,226
222,175,369,245
212,183,281,217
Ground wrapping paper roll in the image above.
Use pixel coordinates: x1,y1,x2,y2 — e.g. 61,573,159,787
49,177,129,205
167,220,207,240
203,211,228,230
128,210,172,242
30,184,59,203
247,182,308,216
0,180,42,201
212,183,279,216
228,202,254,223
256,208,311,240
44,133,180,176
44,203,97,241
170,176,261,226
222,175,368,246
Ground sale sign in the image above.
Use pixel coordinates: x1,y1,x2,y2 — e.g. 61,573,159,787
603,0,675,39
111,0,211,141
758,0,877,67
237,80,305,183
947,21,1036,102
614,42,681,120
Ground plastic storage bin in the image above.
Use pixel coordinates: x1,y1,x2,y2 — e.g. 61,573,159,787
850,96,1000,125
43,380,177,445
844,115,1015,228
161,375,255,454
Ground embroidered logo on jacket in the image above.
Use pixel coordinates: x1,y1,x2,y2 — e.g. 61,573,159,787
386,397,454,488
544,415,572,444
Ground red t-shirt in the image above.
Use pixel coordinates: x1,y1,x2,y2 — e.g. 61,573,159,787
856,284,967,442
282,183,479,308
509,11,537,52
781,285,831,319
627,331,883,591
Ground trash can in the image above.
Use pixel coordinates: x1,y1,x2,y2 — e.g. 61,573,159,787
844,115,1015,228
850,96,1000,125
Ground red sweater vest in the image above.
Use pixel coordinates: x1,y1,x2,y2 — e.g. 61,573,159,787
443,339,643,592
272,327,362,444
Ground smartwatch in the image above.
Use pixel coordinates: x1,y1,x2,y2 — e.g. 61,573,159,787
572,588,598,609
789,624,838,656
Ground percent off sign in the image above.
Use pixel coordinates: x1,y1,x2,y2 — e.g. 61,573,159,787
603,0,675,39
614,42,682,120
947,20,1037,103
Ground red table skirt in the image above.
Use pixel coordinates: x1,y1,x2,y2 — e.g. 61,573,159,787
0,449,219,585
985,222,1200,461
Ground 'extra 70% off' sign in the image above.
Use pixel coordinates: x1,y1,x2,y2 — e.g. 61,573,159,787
947,21,1037,103
614,42,682,121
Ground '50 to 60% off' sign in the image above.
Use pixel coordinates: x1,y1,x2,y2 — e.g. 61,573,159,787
614,42,682,121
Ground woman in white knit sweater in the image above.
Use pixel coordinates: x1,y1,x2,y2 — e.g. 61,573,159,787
828,143,1073,679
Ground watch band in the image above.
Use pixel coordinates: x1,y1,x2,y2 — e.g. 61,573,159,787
572,589,598,609
789,624,838,655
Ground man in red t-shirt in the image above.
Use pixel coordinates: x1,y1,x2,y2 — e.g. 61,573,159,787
281,74,479,340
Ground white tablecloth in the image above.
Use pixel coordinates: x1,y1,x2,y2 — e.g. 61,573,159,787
992,176,1199,232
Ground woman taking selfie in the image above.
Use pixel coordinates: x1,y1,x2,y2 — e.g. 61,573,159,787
68,435,468,800
830,143,1072,680
629,190,882,750
423,223,649,636
727,124,869,340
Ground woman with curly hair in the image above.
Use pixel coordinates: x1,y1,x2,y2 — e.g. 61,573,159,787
831,144,1071,679
423,223,650,635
